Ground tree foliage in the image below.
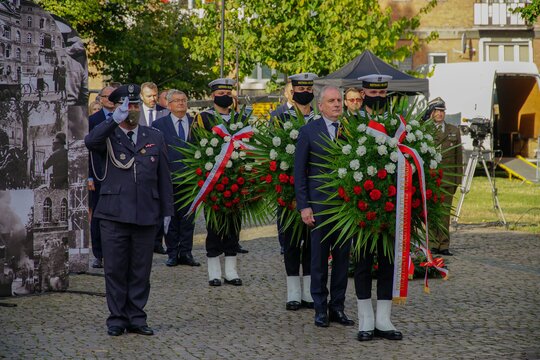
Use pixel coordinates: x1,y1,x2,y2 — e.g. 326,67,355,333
188,0,439,83
512,0,540,25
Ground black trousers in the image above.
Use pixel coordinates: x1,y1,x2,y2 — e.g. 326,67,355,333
205,215,240,258
89,182,102,259
100,219,156,328
280,213,311,276
165,200,195,259
354,236,394,300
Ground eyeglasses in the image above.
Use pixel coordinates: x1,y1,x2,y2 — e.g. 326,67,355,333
169,98,188,103
346,98,362,103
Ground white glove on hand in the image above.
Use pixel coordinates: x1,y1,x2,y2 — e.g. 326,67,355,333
163,216,171,235
112,97,130,123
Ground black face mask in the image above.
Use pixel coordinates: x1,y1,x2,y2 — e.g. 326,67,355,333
125,110,140,127
363,95,388,110
214,95,234,108
293,91,314,106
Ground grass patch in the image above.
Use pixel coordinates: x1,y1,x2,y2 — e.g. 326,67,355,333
453,176,540,234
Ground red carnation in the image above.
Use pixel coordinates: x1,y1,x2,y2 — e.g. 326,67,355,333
289,176,294,185
224,202,233,208
357,201,368,211
358,221,366,228
232,197,240,204
433,194,438,203
197,180,205,187
277,198,286,207
338,186,347,199
221,176,229,185
211,205,219,211
230,184,239,193
436,178,442,187
366,211,377,221
196,168,203,176
412,198,421,208
369,189,382,201
278,173,289,183
384,202,395,212
430,169,437,178
269,161,277,172
205,172,210,178
260,176,266,182
223,190,232,198
343,196,350,203
275,184,283,193
439,169,444,178
364,180,374,191
388,185,397,197
426,189,433,200
411,186,417,194
353,186,362,195
215,183,225,192
210,195,218,202
237,177,245,185
377,169,387,180
265,174,273,183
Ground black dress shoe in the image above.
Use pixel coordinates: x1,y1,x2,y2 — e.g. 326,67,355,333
224,278,242,286
357,330,374,341
209,279,222,286
329,310,355,326
127,325,154,336
301,300,315,309
430,248,440,255
374,328,403,340
178,254,201,267
154,245,167,255
107,326,124,336
165,257,178,267
314,312,329,327
92,258,103,269
286,301,301,311
236,245,249,254
439,249,453,256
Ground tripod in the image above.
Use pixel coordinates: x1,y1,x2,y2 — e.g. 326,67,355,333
452,140,507,228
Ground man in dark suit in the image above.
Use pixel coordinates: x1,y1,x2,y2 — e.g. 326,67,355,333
152,89,200,268
85,84,173,337
294,85,354,328
87,85,116,268
429,97,463,256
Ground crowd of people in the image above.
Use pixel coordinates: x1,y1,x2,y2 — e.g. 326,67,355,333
85,74,462,340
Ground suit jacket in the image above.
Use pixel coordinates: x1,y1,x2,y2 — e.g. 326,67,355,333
139,107,170,127
436,122,463,194
84,118,174,226
294,117,336,213
151,113,194,174
270,103,292,121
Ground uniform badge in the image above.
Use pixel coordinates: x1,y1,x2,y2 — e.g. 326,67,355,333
141,149,146,154
119,153,126,160
150,156,155,162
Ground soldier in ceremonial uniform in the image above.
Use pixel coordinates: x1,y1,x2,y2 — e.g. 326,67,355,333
428,97,463,256
354,74,403,341
195,78,246,287
85,84,173,337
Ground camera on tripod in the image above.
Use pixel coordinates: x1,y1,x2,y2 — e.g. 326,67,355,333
459,117,491,146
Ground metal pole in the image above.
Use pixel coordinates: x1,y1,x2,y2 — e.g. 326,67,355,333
220,0,225,78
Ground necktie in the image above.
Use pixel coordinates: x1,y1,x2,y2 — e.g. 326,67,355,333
148,109,154,125
107,112,113,120
178,119,186,142
331,122,339,140
127,131,135,146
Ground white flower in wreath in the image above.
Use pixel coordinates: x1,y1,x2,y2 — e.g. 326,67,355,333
387,137,398,148
289,129,299,140
356,145,367,156
390,151,399,163
338,168,347,178
226,160,233,168
367,166,377,176
283,121,293,130
409,119,420,127
428,147,436,155
435,152,442,163
210,138,219,147
236,122,244,129
377,145,388,156
205,147,214,156
199,138,209,147
353,171,364,182
405,125,412,132
415,130,424,140
390,118,398,126
358,136,367,145
270,149,278,160
424,134,433,142
194,150,202,159
342,144,352,155
375,135,386,145
239,151,247,158
280,161,289,171
357,124,367,132
349,159,360,170
233,141,241,149
230,123,238,131
224,136,232,142
244,164,253,171
429,160,438,169
406,132,416,142
204,162,213,171
285,144,296,154
385,163,396,174
272,136,282,147
420,142,429,154
230,151,239,160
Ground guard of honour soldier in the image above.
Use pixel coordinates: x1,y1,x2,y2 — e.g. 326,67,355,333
87,74,458,339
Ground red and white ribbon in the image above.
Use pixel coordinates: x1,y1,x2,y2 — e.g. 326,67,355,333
188,124,254,214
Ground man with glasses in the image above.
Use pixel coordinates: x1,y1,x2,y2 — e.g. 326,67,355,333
344,87,364,116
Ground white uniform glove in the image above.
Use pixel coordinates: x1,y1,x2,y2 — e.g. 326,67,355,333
163,216,171,235
112,97,130,123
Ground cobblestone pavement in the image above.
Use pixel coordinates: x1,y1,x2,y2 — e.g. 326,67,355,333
1,226,539,360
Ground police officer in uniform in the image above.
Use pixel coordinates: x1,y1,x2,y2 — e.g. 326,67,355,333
195,78,246,287
428,97,463,256
85,84,173,336
354,74,403,341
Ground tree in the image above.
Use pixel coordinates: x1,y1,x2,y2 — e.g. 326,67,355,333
511,0,540,25
35,0,210,95
188,0,438,87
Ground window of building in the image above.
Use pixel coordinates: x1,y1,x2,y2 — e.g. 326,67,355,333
5,44,10,58
40,33,44,47
428,52,447,65
60,198,68,222
26,51,31,62
16,30,20,42
27,16,32,28
16,48,20,60
26,33,32,44
483,41,531,62
0,43,4,58
43,198,52,223
39,18,44,29
3,25,11,39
